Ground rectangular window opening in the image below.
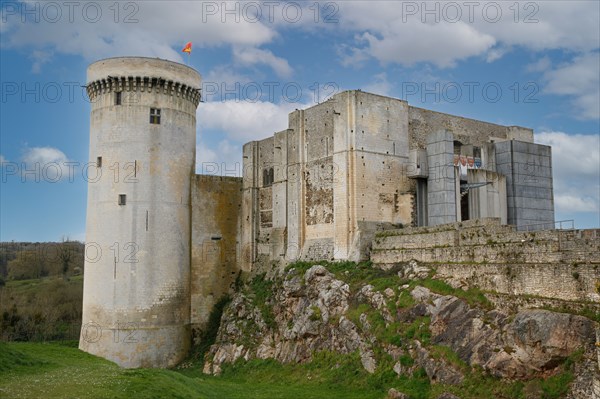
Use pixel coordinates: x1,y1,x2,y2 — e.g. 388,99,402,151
150,108,161,124
115,91,122,105
97,156,102,167
118,194,127,206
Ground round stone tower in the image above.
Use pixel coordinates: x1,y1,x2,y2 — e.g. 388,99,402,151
79,57,201,368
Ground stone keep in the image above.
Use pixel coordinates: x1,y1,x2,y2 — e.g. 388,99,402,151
80,57,201,368
79,58,559,369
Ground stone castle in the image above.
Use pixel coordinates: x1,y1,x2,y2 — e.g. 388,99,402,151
79,57,569,368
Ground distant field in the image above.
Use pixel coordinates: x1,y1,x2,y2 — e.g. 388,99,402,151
1,276,83,342
0,342,383,399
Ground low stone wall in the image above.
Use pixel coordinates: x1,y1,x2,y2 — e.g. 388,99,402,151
435,262,599,302
485,292,600,316
371,218,600,302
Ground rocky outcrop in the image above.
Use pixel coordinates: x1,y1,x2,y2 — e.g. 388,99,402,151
412,286,597,379
436,394,461,399
387,388,409,399
412,341,464,384
203,266,377,375
203,264,599,398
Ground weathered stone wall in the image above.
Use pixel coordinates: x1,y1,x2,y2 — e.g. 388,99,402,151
191,175,243,330
242,90,553,273
408,106,534,150
372,219,600,302
485,292,600,316
241,141,259,271
350,92,412,229
326,91,414,260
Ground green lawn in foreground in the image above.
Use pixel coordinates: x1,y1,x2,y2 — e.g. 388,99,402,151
0,342,382,399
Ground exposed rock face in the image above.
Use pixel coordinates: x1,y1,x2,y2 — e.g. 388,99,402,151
203,265,598,398
387,388,409,399
412,341,464,385
397,259,431,280
204,266,376,375
436,393,461,399
412,286,597,379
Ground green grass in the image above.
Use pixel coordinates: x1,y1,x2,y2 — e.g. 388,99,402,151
541,305,600,323
248,273,277,329
0,264,582,399
187,295,231,364
286,260,401,292
0,342,385,399
418,278,493,310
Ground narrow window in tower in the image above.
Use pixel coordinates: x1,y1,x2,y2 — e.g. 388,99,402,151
115,91,122,105
150,108,161,124
263,168,275,187
118,194,126,206
97,156,102,167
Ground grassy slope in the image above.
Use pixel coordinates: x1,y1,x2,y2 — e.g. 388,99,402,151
0,342,381,399
0,263,581,399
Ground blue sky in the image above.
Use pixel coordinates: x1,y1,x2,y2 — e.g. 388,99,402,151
1,0,598,242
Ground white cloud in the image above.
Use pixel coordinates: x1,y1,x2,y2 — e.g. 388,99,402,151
360,21,496,68
363,73,392,96
204,65,252,87
337,43,370,69
22,146,68,165
554,195,597,213
2,1,276,67
232,46,293,78
18,146,72,182
335,1,599,68
29,49,53,73
485,46,510,63
4,1,598,78
526,56,552,73
196,139,243,176
542,52,600,120
198,100,300,142
475,1,600,53
196,99,310,177
535,131,599,215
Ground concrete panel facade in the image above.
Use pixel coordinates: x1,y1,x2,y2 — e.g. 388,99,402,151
426,130,457,226
468,169,507,224
495,140,555,230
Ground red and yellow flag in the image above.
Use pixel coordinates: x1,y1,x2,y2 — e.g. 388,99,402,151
182,42,192,54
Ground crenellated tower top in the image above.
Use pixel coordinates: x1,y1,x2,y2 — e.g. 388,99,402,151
86,56,201,105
